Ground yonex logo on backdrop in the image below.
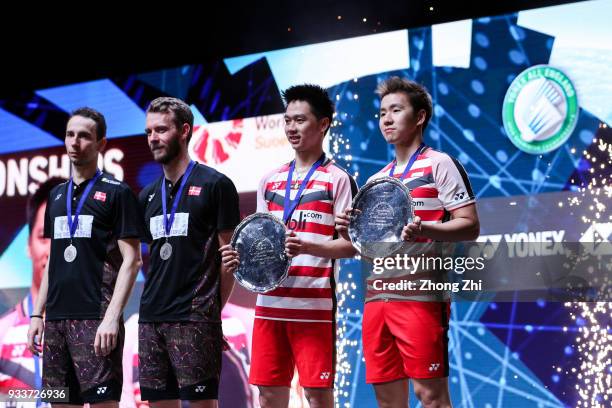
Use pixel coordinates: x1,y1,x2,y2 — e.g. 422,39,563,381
502,65,578,154
580,222,611,243
579,222,612,256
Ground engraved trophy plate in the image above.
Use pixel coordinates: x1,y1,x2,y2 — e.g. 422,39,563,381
348,177,414,259
231,213,290,293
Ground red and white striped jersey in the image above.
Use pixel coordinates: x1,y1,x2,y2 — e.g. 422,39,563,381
366,146,476,301
0,296,42,394
255,157,357,322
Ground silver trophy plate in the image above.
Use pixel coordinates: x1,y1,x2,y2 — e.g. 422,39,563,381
231,213,290,293
348,177,414,259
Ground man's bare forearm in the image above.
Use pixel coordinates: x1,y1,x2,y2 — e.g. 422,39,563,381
421,217,480,241
104,239,142,321
218,229,236,309
304,237,357,259
32,262,49,315
220,269,235,308
414,203,480,242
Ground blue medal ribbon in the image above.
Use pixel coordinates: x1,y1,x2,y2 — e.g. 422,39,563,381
388,143,426,180
66,169,102,240
283,154,326,224
160,161,196,237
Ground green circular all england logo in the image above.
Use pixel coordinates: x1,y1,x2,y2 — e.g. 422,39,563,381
502,65,579,154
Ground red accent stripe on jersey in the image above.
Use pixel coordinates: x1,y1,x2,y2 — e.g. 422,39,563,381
265,287,332,298
365,288,433,297
407,165,432,178
1,344,32,359
295,200,334,213
304,222,335,235
255,306,333,321
319,163,332,173
266,179,333,192
381,162,393,172
268,200,333,214
0,378,31,392
410,187,439,198
414,209,445,221
391,166,432,179
268,201,283,212
289,265,333,277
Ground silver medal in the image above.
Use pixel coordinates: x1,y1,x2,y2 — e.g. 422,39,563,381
160,242,172,260
64,244,77,263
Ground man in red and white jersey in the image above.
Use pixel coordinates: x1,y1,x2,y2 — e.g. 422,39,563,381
337,77,479,408
0,178,63,403
221,84,357,408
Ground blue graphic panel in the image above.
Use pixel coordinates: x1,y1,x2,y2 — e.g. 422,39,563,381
0,108,63,154
36,79,146,138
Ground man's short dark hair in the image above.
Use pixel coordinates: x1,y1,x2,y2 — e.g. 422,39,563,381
376,77,433,130
69,107,107,140
282,84,334,133
146,97,195,143
27,177,66,233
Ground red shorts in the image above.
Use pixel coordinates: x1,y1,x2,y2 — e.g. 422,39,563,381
249,318,334,388
362,300,450,383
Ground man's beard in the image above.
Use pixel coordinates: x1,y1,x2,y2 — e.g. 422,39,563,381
155,137,181,164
